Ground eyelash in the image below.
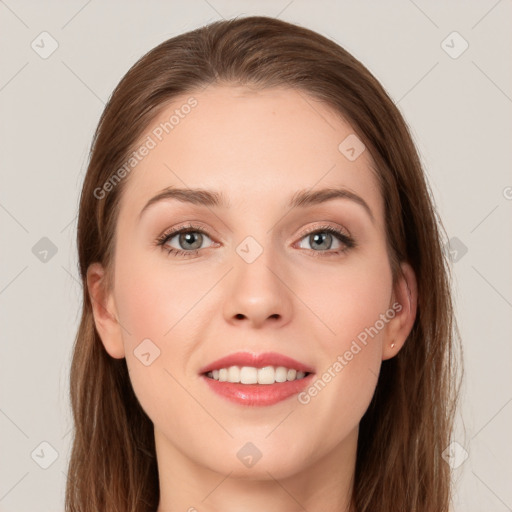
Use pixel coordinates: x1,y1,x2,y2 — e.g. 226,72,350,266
155,223,356,258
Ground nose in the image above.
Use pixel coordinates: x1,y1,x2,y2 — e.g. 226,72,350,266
222,243,293,329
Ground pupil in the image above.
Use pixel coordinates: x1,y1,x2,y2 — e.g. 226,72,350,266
180,232,202,249
312,232,331,250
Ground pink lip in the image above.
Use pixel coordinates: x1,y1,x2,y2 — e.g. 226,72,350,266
201,373,315,406
198,351,316,407
198,351,315,375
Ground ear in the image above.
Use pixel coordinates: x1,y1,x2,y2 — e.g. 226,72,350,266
86,262,125,359
382,262,418,361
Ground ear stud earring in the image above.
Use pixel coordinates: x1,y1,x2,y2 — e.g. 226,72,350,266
390,342,396,349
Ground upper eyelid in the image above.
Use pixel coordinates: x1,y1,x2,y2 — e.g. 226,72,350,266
159,223,214,241
158,222,352,246
299,223,351,237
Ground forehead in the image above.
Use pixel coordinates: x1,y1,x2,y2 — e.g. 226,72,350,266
119,85,383,223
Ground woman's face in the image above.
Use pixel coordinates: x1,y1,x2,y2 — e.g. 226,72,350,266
89,85,416,482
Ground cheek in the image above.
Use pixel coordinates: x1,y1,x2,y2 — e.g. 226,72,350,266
295,252,392,426
300,250,393,348
112,254,199,436
112,249,217,420
113,247,211,343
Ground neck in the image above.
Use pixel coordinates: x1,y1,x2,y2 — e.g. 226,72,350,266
155,426,357,512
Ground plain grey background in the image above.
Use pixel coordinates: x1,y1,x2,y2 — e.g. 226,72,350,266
1,1,511,511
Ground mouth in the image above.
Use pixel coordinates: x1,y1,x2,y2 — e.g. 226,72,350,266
198,352,315,406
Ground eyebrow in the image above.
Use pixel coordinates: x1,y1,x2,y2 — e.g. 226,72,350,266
138,186,375,223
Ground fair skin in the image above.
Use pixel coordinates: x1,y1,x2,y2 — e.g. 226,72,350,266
87,85,417,512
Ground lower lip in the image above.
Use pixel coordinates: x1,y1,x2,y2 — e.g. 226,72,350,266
201,373,315,406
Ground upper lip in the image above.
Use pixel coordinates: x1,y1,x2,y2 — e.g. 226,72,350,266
198,351,315,375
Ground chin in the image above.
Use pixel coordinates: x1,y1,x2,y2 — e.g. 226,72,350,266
214,457,303,481
234,440,307,476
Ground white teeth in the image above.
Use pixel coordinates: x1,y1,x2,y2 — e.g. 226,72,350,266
258,366,275,385
227,366,240,383
275,366,287,382
240,366,258,384
206,365,309,384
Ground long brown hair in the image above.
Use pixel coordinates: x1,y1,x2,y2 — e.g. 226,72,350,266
66,15,462,511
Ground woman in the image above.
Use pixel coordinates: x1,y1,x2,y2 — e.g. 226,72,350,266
66,15,461,512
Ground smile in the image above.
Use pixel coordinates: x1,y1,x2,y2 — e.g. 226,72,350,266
199,351,315,406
